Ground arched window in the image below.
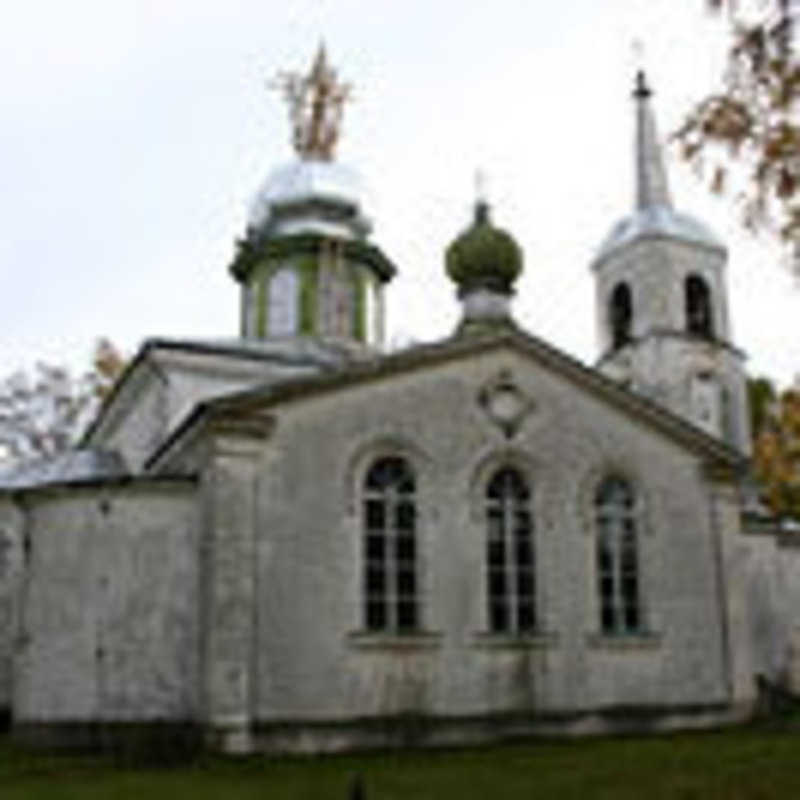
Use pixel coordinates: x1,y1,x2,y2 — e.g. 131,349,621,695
685,274,714,339
595,476,640,634
268,268,299,336
486,467,535,633
362,457,417,632
609,283,633,349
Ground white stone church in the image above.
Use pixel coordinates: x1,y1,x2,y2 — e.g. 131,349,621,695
0,50,798,754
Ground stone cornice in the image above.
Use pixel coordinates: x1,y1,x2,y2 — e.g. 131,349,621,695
596,329,746,366
145,326,746,474
228,232,397,284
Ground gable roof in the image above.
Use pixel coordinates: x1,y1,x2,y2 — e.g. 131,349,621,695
81,335,351,446
146,324,746,473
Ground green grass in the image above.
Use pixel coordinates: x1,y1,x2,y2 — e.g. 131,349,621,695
0,727,799,799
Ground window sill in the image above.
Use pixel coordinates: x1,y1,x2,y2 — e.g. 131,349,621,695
585,631,661,650
346,630,444,650
471,631,559,650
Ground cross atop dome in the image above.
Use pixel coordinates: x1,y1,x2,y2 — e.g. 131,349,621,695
274,44,352,162
633,69,652,100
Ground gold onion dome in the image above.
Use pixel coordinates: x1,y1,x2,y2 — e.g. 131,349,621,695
445,201,523,297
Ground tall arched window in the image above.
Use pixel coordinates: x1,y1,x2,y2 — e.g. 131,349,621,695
486,467,535,633
595,476,640,634
609,283,633,349
685,274,714,339
268,267,299,336
363,457,417,632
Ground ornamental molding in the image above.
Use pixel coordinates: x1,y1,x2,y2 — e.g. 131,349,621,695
476,369,535,439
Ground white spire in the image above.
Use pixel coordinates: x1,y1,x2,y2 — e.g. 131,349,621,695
634,70,672,210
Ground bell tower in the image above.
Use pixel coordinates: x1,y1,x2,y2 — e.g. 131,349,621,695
591,71,751,454
229,46,396,351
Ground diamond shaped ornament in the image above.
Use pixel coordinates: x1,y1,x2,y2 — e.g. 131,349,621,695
478,370,535,439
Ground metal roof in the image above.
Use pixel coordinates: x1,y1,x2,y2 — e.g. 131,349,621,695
0,448,128,491
594,205,725,265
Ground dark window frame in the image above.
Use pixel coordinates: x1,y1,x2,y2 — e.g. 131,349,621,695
594,476,641,635
485,467,536,634
685,274,714,339
362,456,418,633
609,282,633,350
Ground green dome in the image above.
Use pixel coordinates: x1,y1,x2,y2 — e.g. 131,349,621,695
445,201,523,296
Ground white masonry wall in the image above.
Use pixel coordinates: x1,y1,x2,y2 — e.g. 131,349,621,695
248,346,745,735
13,480,199,723
740,531,800,691
0,497,24,717
595,237,750,455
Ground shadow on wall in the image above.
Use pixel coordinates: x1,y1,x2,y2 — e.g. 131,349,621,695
754,674,800,720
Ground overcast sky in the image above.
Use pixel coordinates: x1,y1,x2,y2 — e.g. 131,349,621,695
1,0,798,385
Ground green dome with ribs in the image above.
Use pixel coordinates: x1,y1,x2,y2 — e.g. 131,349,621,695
445,201,523,296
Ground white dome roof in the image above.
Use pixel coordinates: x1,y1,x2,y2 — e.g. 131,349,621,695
595,205,725,266
248,160,368,232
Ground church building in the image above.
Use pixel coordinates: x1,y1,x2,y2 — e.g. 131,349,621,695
0,49,798,755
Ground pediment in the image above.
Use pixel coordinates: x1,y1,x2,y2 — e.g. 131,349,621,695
146,327,744,475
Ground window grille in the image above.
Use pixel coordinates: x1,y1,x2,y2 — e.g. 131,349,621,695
362,457,417,632
595,476,640,634
268,267,299,336
485,467,535,634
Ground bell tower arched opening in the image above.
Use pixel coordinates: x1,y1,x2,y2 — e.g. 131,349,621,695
685,274,714,339
609,282,633,350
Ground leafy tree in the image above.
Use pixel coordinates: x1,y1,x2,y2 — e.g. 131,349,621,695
748,375,778,434
752,380,800,519
0,339,125,464
677,0,800,266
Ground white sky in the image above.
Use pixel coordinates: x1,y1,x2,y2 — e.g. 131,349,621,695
0,0,797,386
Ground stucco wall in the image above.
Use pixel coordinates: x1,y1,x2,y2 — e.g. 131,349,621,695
595,238,730,353
0,498,24,715
250,346,736,724
91,347,331,473
740,532,800,689
98,371,168,473
14,481,198,722
594,238,750,455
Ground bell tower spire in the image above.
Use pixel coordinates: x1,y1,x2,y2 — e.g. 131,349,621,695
633,70,672,211
590,72,751,454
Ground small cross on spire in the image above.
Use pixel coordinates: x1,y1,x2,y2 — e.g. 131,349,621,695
634,69,652,100
474,169,490,224
475,169,488,205
631,39,651,99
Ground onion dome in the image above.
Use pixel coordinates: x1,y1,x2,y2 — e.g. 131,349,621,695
247,160,372,240
445,200,523,297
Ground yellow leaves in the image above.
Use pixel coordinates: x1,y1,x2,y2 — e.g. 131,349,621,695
754,387,800,519
677,2,800,269
698,98,753,144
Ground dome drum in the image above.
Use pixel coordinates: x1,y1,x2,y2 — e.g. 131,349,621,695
250,197,371,242
229,232,396,285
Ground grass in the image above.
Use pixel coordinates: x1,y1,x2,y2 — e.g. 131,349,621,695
0,726,799,799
